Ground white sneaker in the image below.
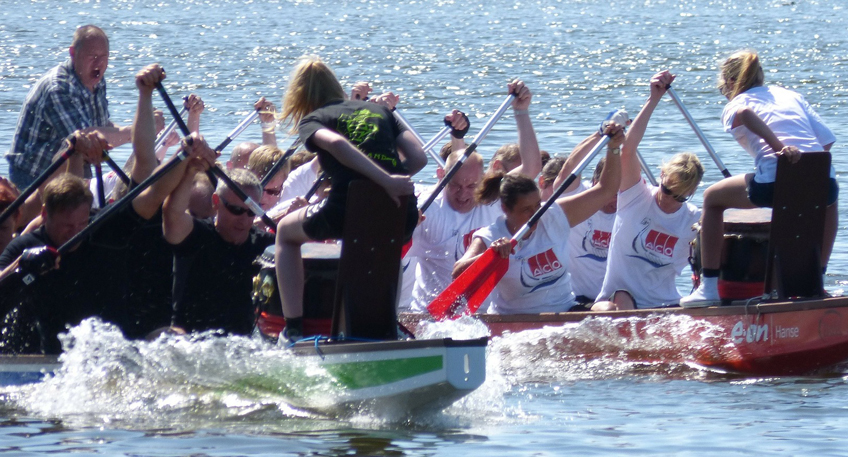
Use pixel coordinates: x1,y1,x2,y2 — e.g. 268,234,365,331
680,280,721,308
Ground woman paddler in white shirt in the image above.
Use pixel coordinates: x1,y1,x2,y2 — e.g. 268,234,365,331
451,124,625,314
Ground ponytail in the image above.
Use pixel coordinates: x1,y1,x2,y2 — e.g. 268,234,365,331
720,49,765,100
475,172,539,209
475,171,505,205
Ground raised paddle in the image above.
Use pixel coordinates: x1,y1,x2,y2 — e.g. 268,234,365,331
260,137,302,188
153,103,188,153
0,137,76,227
155,83,276,229
428,134,613,320
666,86,732,178
393,110,449,169
101,150,132,186
418,94,516,213
94,161,106,208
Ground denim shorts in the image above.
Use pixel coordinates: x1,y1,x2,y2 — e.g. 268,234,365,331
748,177,839,208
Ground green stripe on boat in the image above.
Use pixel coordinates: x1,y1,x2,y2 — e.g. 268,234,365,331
324,355,443,389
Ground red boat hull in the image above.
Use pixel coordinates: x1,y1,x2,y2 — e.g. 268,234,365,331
396,297,848,376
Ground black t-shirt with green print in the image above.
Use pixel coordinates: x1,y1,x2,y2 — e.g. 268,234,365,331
297,99,408,198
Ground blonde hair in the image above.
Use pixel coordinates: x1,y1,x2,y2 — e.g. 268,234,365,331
719,49,764,100
660,153,704,197
279,56,346,129
247,145,289,182
492,143,520,170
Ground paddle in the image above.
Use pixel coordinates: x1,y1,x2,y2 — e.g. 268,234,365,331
94,161,106,208
418,94,515,213
393,110,449,169
101,150,132,186
155,83,276,229
428,134,612,320
153,103,188,153
666,86,732,178
304,172,326,201
260,138,303,188
0,137,76,227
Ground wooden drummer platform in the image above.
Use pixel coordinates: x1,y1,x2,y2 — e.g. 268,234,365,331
764,152,831,300
331,180,408,340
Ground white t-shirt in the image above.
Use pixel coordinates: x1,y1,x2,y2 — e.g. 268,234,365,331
268,158,321,219
397,182,435,312
407,192,502,312
597,179,700,307
722,85,836,183
567,182,616,299
474,204,575,314
89,171,121,209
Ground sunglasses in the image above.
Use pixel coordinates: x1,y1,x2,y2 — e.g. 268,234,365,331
264,187,282,197
660,183,693,203
220,197,256,217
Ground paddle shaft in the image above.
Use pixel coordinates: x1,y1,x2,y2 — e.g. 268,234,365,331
94,162,106,208
635,148,658,186
418,94,516,213
666,86,731,178
512,135,611,244
304,172,326,200
153,105,188,153
102,151,131,185
260,138,302,188
393,111,448,169
59,147,191,256
155,83,275,228
0,139,76,227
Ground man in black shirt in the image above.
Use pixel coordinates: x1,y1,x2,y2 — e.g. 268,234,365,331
165,167,274,335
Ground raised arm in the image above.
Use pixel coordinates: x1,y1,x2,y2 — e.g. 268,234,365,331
621,70,674,191
162,135,217,244
310,128,414,205
129,64,164,184
553,131,604,193
255,97,277,147
507,80,542,179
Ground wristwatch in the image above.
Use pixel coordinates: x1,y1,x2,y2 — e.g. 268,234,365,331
609,147,621,155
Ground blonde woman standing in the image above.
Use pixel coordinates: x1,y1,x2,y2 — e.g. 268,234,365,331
681,50,837,306
273,56,427,340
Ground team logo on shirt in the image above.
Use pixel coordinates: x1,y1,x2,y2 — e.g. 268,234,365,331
337,109,382,145
578,228,612,262
454,227,482,260
519,248,564,292
628,218,677,268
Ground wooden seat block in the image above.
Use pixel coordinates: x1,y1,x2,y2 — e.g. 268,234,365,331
331,180,407,340
764,152,830,300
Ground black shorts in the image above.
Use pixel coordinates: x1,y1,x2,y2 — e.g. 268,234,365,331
748,177,839,208
302,192,419,242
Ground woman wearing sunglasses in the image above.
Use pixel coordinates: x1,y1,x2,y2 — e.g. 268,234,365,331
273,56,427,341
680,50,837,307
592,70,704,311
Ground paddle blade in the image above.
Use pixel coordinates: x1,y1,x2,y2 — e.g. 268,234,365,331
427,247,509,320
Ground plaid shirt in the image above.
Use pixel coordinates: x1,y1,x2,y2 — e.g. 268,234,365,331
6,59,110,178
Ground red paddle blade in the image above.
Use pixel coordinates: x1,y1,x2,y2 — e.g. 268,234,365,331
401,238,412,258
427,247,509,320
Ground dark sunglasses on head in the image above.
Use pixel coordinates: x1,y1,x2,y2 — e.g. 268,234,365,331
661,183,692,203
264,187,282,197
221,197,256,217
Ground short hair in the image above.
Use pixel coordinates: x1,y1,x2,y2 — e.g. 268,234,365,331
247,145,288,181
280,55,346,128
439,142,453,161
540,156,565,188
72,25,109,53
660,153,704,197
289,151,316,171
445,149,484,172
215,168,262,200
42,174,93,216
719,49,764,100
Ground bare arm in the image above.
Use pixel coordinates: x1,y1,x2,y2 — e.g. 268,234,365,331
558,127,624,227
621,70,674,191
508,80,542,179
553,131,603,192
452,237,489,278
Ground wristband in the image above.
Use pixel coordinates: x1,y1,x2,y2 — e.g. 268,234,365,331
261,121,277,131
445,112,471,139
513,109,530,117
609,147,621,156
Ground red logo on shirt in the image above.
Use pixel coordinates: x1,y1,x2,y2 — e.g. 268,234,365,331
644,230,678,258
527,248,563,277
462,228,481,250
591,230,612,249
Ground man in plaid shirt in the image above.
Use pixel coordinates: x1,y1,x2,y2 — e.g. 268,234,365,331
5,25,131,189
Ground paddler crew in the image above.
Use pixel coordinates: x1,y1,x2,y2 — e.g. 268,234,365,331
273,55,427,342
407,81,543,313
0,64,218,353
680,49,839,307
592,71,704,311
452,123,624,314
